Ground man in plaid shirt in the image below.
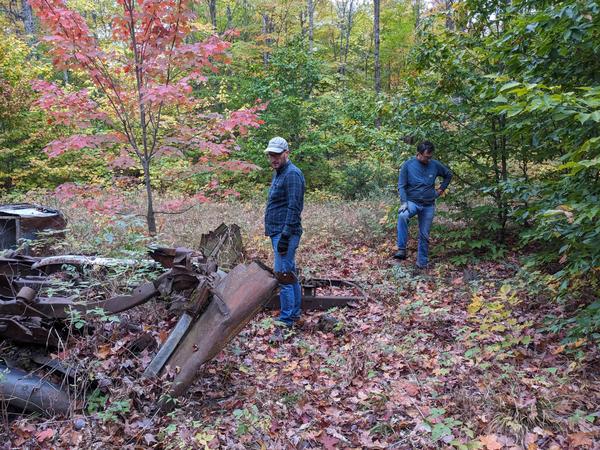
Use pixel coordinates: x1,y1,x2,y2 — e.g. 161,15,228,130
264,137,305,330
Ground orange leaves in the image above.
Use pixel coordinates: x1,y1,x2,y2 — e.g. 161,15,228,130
478,434,503,449
97,343,112,359
35,428,55,443
568,432,595,448
158,329,169,344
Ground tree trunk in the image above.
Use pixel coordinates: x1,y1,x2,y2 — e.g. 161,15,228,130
207,0,217,31
499,116,508,242
374,0,381,127
490,116,508,243
21,0,35,36
143,161,157,235
262,13,273,66
445,0,455,31
340,1,355,75
226,5,232,30
374,0,381,94
308,0,315,53
414,0,421,31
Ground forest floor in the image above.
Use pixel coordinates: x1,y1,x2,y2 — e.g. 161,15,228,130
2,199,599,449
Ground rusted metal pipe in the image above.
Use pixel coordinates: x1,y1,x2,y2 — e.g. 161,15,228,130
0,364,71,416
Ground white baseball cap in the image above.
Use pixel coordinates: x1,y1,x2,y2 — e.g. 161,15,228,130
264,136,289,154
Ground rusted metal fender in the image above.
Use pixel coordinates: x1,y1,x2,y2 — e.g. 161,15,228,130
159,261,278,407
0,364,71,416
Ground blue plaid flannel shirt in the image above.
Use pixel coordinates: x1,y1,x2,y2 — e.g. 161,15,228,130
264,160,305,237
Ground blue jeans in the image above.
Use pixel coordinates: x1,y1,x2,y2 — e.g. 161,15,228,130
271,233,302,326
397,201,435,268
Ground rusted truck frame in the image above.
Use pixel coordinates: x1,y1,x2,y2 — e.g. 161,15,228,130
0,224,365,416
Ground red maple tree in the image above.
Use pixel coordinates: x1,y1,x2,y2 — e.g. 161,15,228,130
30,0,265,233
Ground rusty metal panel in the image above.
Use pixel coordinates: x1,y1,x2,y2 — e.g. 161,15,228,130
0,296,78,318
266,295,363,310
0,317,62,346
159,262,278,406
0,204,66,255
143,313,193,378
101,282,158,314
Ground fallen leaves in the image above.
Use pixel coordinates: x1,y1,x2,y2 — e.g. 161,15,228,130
569,432,595,448
479,434,503,449
35,428,54,443
96,343,112,359
4,210,600,449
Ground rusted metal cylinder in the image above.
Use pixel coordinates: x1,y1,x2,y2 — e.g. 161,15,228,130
160,262,277,407
0,364,71,416
16,286,37,303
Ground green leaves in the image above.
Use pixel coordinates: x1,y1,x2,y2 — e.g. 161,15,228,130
499,81,521,92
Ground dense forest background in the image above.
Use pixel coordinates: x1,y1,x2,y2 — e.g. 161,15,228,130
1,1,599,447
2,0,598,337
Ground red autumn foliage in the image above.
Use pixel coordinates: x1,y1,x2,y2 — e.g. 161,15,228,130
30,0,266,232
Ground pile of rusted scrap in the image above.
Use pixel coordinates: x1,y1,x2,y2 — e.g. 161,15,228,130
0,222,366,416
0,203,66,255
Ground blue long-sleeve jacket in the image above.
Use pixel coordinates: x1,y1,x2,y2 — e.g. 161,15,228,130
398,158,452,205
264,160,305,236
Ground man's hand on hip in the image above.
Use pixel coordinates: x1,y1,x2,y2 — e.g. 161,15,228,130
436,188,445,197
399,202,408,213
277,234,290,254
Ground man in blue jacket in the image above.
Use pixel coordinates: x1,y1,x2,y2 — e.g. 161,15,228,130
395,141,452,268
264,137,305,328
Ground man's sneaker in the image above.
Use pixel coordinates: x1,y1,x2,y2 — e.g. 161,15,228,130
393,249,407,260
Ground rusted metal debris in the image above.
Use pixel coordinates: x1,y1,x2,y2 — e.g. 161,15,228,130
0,222,365,416
0,364,71,416
0,204,66,255
160,261,278,409
265,277,367,310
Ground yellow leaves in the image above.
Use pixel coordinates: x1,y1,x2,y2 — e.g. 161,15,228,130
488,323,506,333
352,246,370,255
282,361,298,372
468,293,484,315
465,283,533,360
265,357,282,364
